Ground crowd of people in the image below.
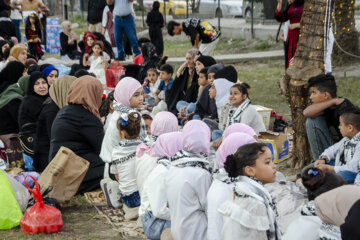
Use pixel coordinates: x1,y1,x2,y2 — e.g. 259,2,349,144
0,0,360,239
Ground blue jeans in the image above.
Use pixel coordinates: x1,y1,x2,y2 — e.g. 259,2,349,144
212,129,224,141
146,97,155,106
142,211,171,240
114,15,141,59
337,171,357,184
12,19,21,42
306,116,335,160
176,101,196,114
120,191,141,207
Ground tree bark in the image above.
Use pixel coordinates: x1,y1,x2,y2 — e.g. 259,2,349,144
332,0,360,64
284,0,328,169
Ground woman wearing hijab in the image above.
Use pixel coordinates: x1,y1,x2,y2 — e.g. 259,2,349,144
69,31,98,76
34,75,76,172
60,20,81,60
135,111,178,196
146,1,164,57
165,120,212,240
140,131,182,240
100,77,146,164
0,60,25,93
207,133,256,240
41,64,58,85
49,76,105,193
138,42,160,83
222,123,257,140
0,75,29,168
18,71,49,157
166,48,200,114
9,44,27,64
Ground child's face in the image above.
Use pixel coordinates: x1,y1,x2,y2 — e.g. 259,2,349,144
29,17,36,24
92,44,102,56
129,87,144,109
195,61,204,75
309,87,328,104
47,70,58,86
144,119,152,135
147,71,158,84
209,83,216,99
248,147,276,184
229,87,246,107
198,73,208,86
160,71,171,82
172,26,182,35
339,116,353,138
87,36,94,47
208,73,215,84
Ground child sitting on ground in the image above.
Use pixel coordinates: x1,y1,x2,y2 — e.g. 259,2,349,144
219,142,281,239
139,132,182,240
283,167,345,240
315,108,360,184
143,68,160,107
177,67,209,120
155,64,174,105
111,111,143,220
141,112,153,135
83,40,110,87
303,74,354,159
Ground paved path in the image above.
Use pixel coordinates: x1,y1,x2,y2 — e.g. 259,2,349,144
40,50,284,66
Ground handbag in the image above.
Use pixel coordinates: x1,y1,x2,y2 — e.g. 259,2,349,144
37,146,90,204
105,60,125,88
0,134,24,169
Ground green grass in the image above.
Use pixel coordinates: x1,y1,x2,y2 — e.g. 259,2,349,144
164,38,282,57
70,12,88,36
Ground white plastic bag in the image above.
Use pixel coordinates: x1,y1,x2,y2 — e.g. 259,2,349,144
2,170,30,213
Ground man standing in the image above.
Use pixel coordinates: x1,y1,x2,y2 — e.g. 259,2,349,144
107,0,140,61
167,18,221,56
87,0,106,33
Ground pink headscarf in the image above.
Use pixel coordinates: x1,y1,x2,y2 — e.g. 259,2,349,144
223,123,257,140
216,132,257,167
182,120,211,155
136,111,179,157
154,132,182,158
151,111,179,137
114,77,142,107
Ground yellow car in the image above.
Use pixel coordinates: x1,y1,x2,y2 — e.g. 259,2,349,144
144,0,192,16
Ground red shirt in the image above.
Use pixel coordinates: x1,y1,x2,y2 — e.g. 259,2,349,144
134,54,144,65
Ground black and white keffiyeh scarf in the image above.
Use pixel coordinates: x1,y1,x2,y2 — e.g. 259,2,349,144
335,132,360,166
234,176,281,240
112,138,143,165
157,157,171,168
212,168,236,184
227,98,251,126
171,150,211,173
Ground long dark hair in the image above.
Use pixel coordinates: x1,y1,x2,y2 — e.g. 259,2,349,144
25,13,42,32
301,167,345,200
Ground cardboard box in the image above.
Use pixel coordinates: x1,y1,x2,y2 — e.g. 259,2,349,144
259,131,289,163
254,105,272,130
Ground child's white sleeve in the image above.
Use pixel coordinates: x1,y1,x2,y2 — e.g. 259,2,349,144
321,141,342,161
334,143,360,173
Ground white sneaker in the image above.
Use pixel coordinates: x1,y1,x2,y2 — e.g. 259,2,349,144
123,204,139,220
100,178,122,208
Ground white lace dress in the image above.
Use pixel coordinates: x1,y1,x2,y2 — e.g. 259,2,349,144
89,56,106,85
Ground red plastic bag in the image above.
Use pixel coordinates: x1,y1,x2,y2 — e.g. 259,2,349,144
105,60,125,88
20,176,63,234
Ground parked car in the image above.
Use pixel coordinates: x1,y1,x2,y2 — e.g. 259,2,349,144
196,0,243,18
242,0,263,19
143,0,192,16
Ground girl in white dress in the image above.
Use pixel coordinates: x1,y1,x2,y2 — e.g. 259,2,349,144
84,40,109,86
218,142,281,240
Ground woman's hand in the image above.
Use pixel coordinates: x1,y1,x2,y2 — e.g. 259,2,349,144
212,137,223,151
176,61,188,78
289,23,301,30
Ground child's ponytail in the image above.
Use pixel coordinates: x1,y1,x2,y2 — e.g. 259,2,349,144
117,111,141,139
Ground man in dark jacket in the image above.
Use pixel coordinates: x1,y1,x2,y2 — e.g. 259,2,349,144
87,0,107,33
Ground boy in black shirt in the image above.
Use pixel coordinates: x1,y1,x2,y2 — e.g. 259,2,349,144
303,74,354,159
167,18,221,56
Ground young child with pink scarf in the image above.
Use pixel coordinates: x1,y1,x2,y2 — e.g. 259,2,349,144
139,132,182,240
135,111,178,197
